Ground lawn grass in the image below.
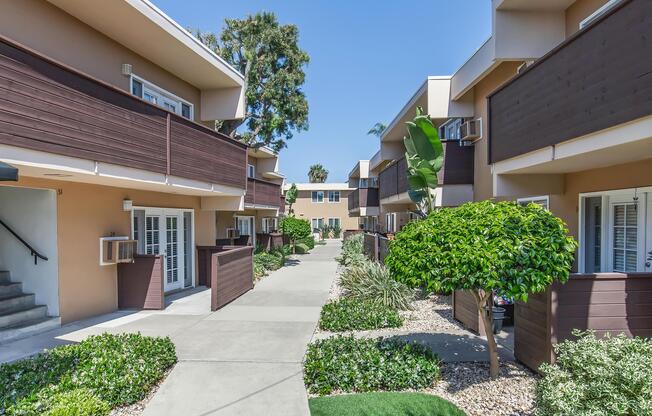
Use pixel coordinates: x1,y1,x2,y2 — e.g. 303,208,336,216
309,392,466,416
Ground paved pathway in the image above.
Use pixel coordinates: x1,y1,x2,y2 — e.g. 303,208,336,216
0,240,340,416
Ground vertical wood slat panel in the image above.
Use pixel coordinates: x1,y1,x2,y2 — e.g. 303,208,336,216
488,0,652,163
211,246,254,311
245,178,281,207
117,255,165,310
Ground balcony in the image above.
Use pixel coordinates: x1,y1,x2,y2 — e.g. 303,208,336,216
0,37,246,189
488,0,652,165
348,187,380,215
245,178,281,208
379,142,474,202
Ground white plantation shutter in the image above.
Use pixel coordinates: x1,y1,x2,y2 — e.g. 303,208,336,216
612,203,638,272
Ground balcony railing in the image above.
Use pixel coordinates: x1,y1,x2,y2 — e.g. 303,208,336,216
348,188,380,211
0,36,247,189
245,178,281,207
488,0,651,163
379,142,473,200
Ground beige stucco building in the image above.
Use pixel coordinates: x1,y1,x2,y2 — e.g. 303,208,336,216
284,183,359,233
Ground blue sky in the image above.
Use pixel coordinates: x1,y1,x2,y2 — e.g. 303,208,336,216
155,0,492,183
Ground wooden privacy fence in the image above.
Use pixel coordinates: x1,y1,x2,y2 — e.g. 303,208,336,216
210,246,254,311
256,233,285,251
362,232,390,263
514,273,652,372
117,255,165,310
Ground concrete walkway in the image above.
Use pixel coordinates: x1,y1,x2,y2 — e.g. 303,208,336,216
0,240,340,415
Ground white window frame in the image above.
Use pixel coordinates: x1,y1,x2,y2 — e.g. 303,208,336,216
130,74,194,120
578,187,651,273
262,217,278,233
328,190,341,203
440,118,463,141
385,213,397,233
311,191,324,203
328,218,341,229
311,217,324,231
580,0,621,29
517,195,549,210
247,164,255,178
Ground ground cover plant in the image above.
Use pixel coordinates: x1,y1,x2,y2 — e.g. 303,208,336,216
309,392,466,416
535,331,652,416
304,335,440,395
319,298,402,331
340,261,414,310
337,234,366,267
386,200,577,378
0,333,177,415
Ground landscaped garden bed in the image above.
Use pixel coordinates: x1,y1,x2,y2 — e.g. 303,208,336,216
0,333,176,415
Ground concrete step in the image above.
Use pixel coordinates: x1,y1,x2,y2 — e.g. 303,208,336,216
0,316,61,345
0,282,23,300
0,294,35,315
0,305,47,329
0,271,10,284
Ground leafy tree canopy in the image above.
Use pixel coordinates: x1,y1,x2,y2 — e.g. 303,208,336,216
280,216,311,247
195,12,309,152
285,183,298,214
367,122,387,138
308,164,328,183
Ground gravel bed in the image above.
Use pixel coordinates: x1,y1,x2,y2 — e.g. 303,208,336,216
427,361,536,416
399,294,465,333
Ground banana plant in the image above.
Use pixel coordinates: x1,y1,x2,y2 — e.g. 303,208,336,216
403,106,444,217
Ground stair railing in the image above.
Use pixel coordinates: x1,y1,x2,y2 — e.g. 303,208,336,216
0,218,48,264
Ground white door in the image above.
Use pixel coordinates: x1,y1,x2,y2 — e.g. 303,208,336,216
142,209,186,292
645,193,652,272
235,216,255,245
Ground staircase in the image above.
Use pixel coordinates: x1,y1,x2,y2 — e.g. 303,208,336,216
0,270,60,343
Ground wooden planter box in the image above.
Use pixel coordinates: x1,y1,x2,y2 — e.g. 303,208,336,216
452,290,487,336
515,272,652,372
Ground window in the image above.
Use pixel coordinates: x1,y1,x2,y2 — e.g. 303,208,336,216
439,118,462,141
311,218,324,232
359,178,378,188
580,0,621,29
328,218,341,229
130,76,193,120
311,191,324,203
247,164,255,178
579,188,651,273
328,191,340,203
362,216,378,232
385,213,397,233
262,217,278,233
517,196,549,210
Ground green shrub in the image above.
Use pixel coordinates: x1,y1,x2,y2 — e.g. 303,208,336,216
331,226,342,239
46,389,110,416
253,261,267,279
280,216,312,251
319,298,402,331
304,335,440,395
0,333,177,414
340,261,415,310
337,234,365,266
255,252,284,271
295,242,310,254
535,331,652,416
301,236,315,250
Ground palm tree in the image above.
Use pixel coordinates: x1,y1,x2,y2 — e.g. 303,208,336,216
367,122,387,138
308,164,328,183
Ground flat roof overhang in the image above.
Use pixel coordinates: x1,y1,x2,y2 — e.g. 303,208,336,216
0,162,18,181
46,0,244,90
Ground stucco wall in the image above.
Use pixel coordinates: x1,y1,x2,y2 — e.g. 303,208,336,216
565,0,608,37
0,186,59,315
0,0,203,122
291,190,358,231
0,177,216,323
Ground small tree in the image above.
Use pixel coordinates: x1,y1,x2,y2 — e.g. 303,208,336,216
367,122,387,138
308,164,328,183
404,107,444,217
280,216,311,253
385,201,577,378
285,183,298,214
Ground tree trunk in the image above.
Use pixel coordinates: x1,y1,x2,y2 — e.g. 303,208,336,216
473,290,500,379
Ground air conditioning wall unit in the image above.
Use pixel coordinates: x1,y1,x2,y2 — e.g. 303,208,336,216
100,236,136,266
226,228,241,239
460,119,481,142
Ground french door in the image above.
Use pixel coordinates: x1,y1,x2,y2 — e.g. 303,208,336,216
134,208,193,292
235,216,255,245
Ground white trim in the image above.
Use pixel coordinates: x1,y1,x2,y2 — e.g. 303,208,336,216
327,190,341,203
311,191,325,203
234,215,256,246
247,164,255,179
327,217,341,228
580,0,621,29
130,74,194,119
310,217,325,231
517,195,549,209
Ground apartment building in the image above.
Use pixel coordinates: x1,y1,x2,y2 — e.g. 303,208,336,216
0,0,259,337
347,160,380,231
284,183,358,233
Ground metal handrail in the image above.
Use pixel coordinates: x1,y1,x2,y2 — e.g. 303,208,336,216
0,219,48,264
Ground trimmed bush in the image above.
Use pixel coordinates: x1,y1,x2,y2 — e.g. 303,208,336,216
319,298,402,331
535,331,652,416
301,236,316,250
0,333,177,414
255,251,284,271
340,261,415,310
304,335,440,395
337,234,365,266
280,216,311,252
295,242,310,254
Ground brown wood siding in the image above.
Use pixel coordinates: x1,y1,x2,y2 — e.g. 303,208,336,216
379,158,405,199
440,142,474,185
488,0,652,163
348,188,379,212
245,178,281,207
117,255,164,310
0,37,247,189
211,246,254,310
452,290,484,335
515,272,652,371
